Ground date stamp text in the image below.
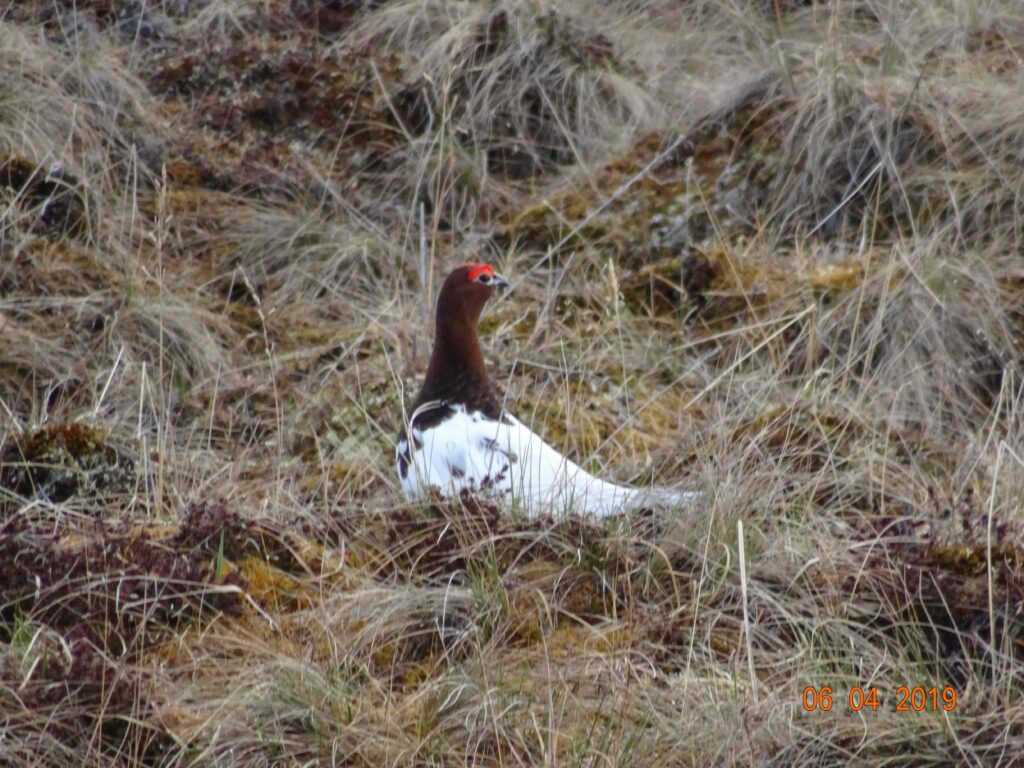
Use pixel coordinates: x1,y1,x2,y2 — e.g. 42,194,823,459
802,686,957,712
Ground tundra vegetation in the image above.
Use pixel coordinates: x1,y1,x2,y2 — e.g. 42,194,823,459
2,0,1023,765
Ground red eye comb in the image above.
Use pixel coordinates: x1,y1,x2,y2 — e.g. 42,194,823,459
466,264,495,281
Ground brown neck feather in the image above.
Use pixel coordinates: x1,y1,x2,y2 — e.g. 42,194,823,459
411,287,502,421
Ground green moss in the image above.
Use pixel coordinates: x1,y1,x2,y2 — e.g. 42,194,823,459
499,85,792,289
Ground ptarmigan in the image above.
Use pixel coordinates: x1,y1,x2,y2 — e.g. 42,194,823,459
396,263,700,517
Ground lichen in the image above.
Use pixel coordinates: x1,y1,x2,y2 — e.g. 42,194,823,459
0,154,89,239
0,421,136,510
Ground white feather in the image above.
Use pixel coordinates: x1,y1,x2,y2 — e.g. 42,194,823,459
397,404,700,517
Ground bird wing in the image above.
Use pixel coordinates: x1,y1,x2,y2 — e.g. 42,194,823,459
397,405,515,502
398,406,700,517
483,414,633,515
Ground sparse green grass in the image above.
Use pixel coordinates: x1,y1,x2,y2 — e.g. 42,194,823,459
2,0,1024,765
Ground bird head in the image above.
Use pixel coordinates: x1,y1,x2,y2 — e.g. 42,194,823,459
436,263,509,330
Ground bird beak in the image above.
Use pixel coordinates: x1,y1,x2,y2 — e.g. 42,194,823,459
491,272,510,290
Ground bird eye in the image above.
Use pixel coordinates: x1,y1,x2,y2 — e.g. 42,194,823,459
478,274,491,284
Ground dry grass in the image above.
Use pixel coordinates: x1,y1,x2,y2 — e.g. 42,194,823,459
2,0,1024,765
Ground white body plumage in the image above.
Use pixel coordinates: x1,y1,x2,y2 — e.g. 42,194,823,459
397,403,698,517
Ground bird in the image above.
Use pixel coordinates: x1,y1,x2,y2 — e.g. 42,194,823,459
396,262,700,517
